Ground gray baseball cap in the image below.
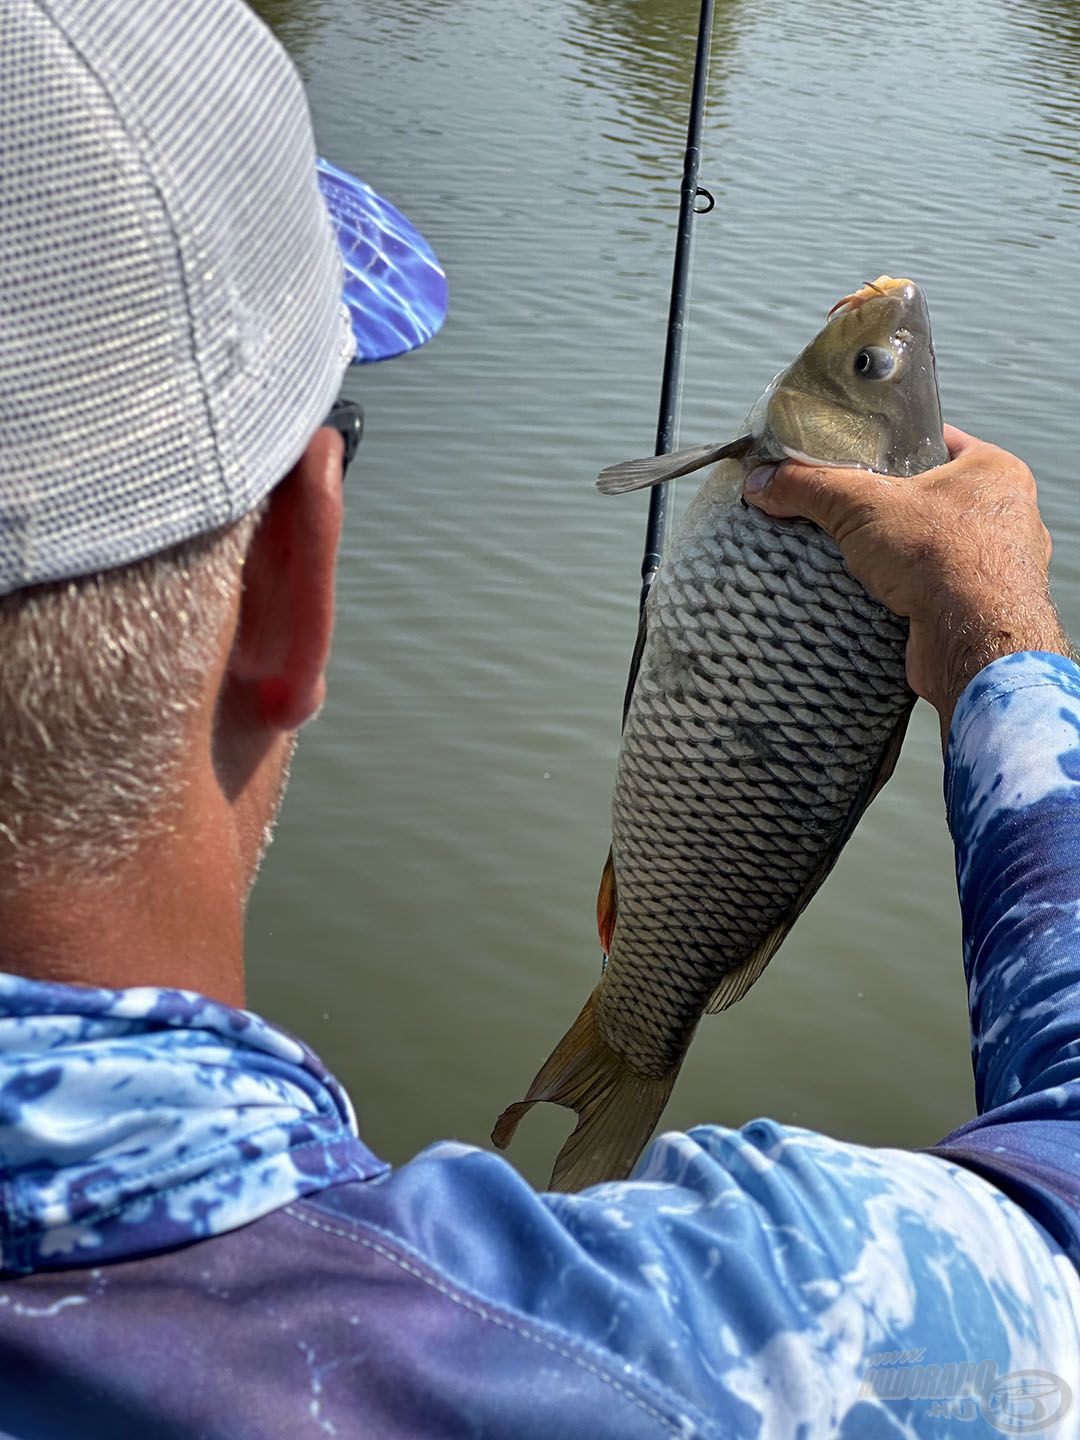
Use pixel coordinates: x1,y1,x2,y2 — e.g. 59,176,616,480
0,0,448,598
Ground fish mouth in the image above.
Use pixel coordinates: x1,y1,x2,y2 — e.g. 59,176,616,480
827,274,914,320
779,444,869,469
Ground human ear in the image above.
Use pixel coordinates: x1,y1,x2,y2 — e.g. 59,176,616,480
227,426,344,731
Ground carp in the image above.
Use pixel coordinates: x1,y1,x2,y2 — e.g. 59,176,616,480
493,277,947,1191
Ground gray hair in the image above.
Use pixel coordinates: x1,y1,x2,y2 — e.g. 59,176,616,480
0,511,263,883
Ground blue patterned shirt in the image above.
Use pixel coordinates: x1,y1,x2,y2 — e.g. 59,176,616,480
1,651,1080,1438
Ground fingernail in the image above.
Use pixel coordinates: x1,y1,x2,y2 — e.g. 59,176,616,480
743,464,776,495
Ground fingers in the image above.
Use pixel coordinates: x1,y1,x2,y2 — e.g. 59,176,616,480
742,426,1013,538
739,427,1062,733
942,424,979,457
742,458,890,539
938,428,1038,501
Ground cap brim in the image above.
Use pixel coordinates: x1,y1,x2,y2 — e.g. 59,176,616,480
316,156,448,365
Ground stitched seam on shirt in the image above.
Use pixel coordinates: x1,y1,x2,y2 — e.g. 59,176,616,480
9,1130,371,1247
76,1119,344,1200
284,1203,704,1437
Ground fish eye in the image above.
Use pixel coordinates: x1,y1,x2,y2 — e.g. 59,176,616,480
853,346,896,380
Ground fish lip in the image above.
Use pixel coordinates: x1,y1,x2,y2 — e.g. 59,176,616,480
827,276,919,322
778,445,871,469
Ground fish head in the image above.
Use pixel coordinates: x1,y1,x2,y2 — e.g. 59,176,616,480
753,276,948,477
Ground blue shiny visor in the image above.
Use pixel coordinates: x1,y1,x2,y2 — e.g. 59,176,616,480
316,157,449,365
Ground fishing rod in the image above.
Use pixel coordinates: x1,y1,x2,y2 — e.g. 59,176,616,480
639,0,716,611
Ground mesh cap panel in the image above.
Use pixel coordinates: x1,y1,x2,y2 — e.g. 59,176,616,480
0,0,353,595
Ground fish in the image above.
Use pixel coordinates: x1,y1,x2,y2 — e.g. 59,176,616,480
492,276,948,1192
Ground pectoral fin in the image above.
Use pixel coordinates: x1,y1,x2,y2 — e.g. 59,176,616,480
597,435,753,494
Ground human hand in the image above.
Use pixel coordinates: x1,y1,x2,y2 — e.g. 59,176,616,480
742,426,1071,741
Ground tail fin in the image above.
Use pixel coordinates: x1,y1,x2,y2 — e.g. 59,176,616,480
491,986,679,1192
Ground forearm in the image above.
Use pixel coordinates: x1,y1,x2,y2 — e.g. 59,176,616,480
946,652,1080,1112
919,591,1071,745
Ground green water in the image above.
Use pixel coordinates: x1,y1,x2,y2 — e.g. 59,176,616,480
246,0,1080,1187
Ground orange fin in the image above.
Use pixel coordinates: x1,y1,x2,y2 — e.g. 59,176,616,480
596,847,618,956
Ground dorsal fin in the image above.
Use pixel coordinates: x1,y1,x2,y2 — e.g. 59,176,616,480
596,602,654,961
621,604,649,729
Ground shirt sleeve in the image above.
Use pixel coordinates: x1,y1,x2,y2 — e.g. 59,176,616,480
341,1123,1080,1437
933,651,1080,1255
334,651,1080,1435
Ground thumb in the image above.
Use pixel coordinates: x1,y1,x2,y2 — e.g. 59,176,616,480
742,459,891,540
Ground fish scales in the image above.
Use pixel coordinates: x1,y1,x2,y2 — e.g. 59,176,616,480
606,582,905,1069
606,495,908,1078
493,275,946,1190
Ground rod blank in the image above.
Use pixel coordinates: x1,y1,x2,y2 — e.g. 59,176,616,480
639,0,716,611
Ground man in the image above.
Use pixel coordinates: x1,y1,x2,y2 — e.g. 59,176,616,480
0,2,1078,1438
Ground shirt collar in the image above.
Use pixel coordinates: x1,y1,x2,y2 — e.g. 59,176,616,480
0,973,387,1273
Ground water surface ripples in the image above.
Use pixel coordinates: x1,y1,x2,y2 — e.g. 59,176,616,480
247,0,1080,1184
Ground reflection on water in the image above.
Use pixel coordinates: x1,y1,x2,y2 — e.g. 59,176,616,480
246,0,333,64
1001,0,1080,210
565,0,744,200
249,0,1080,1189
